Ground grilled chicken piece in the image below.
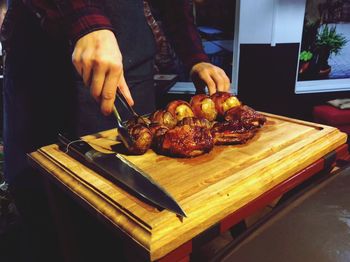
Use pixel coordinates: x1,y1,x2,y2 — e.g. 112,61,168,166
177,117,213,129
148,123,169,136
150,109,177,129
126,116,151,127
190,94,218,121
148,123,169,147
166,100,194,121
127,123,153,155
224,105,266,129
154,125,214,158
211,121,256,145
211,92,241,118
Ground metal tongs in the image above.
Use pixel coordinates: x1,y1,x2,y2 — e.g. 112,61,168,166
115,89,148,125
112,105,134,150
112,90,147,150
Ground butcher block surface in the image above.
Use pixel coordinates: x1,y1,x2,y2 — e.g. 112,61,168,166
28,113,347,260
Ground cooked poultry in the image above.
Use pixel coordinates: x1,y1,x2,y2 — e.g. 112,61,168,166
166,100,194,121
127,123,153,155
150,109,177,129
190,94,218,121
224,105,266,129
122,92,266,157
211,92,241,118
177,117,212,129
154,125,214,158
211,121,257,145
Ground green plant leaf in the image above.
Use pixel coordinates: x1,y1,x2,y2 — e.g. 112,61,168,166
316,24,348,56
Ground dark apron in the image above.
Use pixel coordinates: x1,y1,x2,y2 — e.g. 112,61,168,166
76,0,157,135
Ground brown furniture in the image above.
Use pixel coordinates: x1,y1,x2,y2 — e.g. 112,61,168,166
28,113,348,261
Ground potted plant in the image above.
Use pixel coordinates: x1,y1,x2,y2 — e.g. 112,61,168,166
315,24,347,77
299,50,313,74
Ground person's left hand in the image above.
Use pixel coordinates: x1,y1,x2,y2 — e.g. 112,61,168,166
190,62,230,95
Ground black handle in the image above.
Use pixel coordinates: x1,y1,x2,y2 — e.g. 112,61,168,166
57,133,94,156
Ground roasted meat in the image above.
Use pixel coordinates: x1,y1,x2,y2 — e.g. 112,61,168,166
239,106,266,128
177,117,213,129
126,116,151,127
190,94,218,121
211,92,241,118
166,100,194,121
122,92,266,157
148,123,169,137
154,125,214,158
127,123,153,155
150,109,177,129
225,105,266,129
211,121,257,145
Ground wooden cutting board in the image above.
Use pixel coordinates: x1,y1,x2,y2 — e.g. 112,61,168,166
29,113,347,260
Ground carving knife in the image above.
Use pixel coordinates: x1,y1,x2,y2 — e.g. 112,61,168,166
57,134,187,217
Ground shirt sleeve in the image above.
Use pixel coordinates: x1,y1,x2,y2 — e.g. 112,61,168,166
149,0,210,72
22,0,113,44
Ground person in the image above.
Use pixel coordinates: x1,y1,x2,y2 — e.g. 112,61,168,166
1,0,230,261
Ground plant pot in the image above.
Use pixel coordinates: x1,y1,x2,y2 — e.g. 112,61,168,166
319,65,331,78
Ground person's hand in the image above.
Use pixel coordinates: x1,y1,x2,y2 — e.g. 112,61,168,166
190,62,230,95
72,29,133,116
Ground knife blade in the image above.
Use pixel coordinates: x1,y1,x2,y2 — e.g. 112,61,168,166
57,133,187,217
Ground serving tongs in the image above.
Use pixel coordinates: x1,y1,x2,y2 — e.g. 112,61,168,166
112,90,148,150
112,105,134,151
116,89,149,125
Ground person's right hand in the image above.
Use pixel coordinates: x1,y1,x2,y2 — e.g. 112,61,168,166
72,29,134,116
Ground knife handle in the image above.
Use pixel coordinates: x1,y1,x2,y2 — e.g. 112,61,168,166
57,133,93,155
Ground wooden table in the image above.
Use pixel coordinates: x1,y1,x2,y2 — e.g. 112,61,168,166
28,113,349,261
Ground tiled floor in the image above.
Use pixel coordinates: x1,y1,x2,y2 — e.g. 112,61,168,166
328,22,350,79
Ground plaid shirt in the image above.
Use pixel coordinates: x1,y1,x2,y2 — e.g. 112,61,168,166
21,0,209,70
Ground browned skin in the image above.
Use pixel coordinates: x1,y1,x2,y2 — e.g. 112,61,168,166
211,121,257,145
211,91,241,118
148,123,169,148
125,94,266,157
127,123,153,155
154,125,214,158
190,94,218,122
177,117,213,129
150,110,177,129
166,100,194,121
225,105,267,129
211,92,234,117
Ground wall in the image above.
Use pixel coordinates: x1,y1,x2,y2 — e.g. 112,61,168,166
236,0,349,121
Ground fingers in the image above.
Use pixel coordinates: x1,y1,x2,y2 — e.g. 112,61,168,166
191,62,231,95
72,30,134,116
200,72,216,95
211,68,230,93
72,49,94,87
99,69,119,116
72,48,83,76
118,76,134,106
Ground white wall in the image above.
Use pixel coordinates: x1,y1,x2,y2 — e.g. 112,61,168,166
238,0,306,45
233,0,307,94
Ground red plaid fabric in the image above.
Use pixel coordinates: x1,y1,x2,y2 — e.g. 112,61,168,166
23,0,113,43
22,0,209,69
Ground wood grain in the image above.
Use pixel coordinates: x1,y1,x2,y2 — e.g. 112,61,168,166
28,113,347,260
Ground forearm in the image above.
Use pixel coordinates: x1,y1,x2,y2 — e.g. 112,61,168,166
22,0,113,44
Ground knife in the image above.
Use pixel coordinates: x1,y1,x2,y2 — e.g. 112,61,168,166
57,133,187,217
